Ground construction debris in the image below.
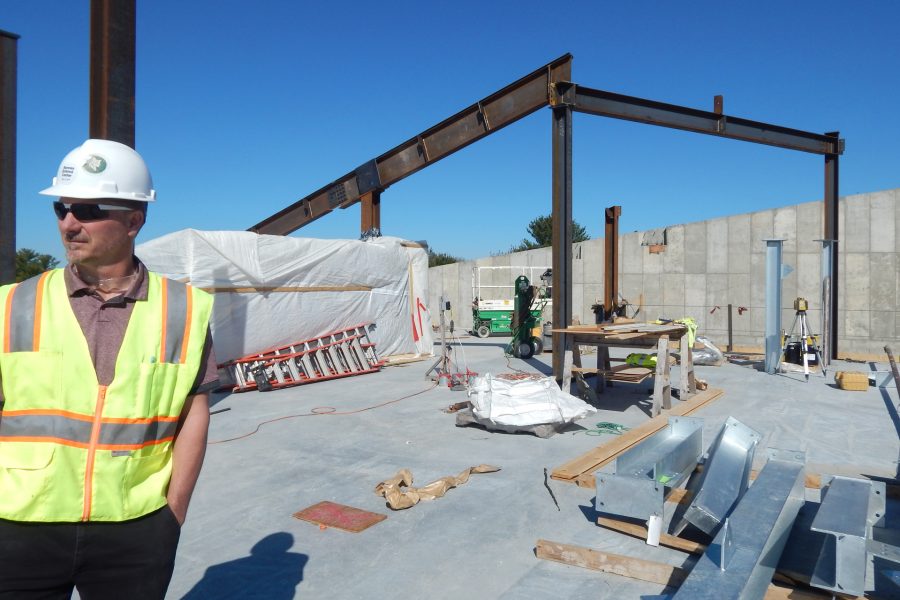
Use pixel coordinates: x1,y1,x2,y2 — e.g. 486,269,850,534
292,501,386,533
374,465,501,510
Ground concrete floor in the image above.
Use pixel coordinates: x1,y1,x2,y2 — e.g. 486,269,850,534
166,336,900,599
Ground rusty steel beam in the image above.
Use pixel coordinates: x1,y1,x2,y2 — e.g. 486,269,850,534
90,0,135,147
824,132,840,359
572,86,843,156
360,190,381,234
551,92,574,383
249,54,573,235
0,30,19,285
604,205,621,315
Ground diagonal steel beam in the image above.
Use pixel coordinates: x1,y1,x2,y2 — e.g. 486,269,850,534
571,86,844,156
249,54,573,235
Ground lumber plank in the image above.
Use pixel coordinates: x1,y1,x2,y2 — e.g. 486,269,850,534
551,387,724,485
597,517,705,554
535,539,837,599
535,540,686,587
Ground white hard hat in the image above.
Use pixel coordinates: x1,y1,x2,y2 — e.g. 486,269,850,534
39,138,156,202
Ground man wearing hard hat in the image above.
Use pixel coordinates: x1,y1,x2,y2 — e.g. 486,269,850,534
0,139,218,599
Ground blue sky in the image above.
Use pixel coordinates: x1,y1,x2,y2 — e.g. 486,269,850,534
4,1,899,263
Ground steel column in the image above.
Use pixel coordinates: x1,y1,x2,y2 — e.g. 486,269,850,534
90,0,136,146
551,102,573,383
824,134,840,360
0,30,18,285
604,205,621,315
360,190,381,234
816,239,836,367
764,239,785,374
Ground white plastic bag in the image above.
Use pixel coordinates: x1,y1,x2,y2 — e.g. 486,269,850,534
466,374,596,431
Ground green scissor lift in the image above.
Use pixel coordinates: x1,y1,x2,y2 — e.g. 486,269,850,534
471,266,551,342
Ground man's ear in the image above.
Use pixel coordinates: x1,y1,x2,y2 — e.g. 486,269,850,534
125,210,145,239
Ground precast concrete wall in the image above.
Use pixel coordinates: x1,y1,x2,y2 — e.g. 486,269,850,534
428,188,899,357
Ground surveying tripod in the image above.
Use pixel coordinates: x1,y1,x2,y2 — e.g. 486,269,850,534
780,297,826,381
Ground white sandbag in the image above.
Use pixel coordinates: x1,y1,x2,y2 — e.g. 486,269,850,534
467,374,596,429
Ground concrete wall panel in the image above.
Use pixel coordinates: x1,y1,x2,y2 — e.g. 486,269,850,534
871,191,896,253
685,274,706,312
683,222,707,274
662,273,685,313
727,214,751,274
621,233,642,274
796,200,823,248
845,253,870,311
751,210,774,248
707,218,728,274
663,225,685,274
843,194,870,253
774,207,798,254
582,239,603,285
428,189,899,356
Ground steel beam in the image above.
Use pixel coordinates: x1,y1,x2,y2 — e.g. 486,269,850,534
360,190,381,235
595,416,703,522
764,239,785,374
551,94,573,383
250,55,573,235
674,417,761,536
673,449,806,600
603,205,621,316
0,30,18,286
809,475,885,596
823,135,840,359
90,0,136,146
571,86,843,156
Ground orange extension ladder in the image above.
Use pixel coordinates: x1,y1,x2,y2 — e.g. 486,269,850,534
220,323,384,392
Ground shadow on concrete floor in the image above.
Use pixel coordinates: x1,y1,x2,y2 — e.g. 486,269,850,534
179,532,307,600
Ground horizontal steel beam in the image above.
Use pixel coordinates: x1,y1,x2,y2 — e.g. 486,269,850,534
596,416,703,522
570,86,843,156
249,54,573,235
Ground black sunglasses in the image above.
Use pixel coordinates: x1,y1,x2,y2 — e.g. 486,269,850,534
53,202,134,221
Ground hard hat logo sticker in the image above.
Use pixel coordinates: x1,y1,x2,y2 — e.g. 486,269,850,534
82,155,107,174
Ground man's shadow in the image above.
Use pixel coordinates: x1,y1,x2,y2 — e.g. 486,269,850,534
180,532,307,600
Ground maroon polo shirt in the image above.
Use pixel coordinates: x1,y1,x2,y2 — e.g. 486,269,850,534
0,261,218,404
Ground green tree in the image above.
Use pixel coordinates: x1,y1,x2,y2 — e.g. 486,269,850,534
510,214,590,252
428,249,461,267
15,248,59,282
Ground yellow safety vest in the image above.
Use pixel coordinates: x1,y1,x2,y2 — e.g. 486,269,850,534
0,269,213,522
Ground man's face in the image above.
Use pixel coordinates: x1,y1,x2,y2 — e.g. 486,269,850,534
55,198,144,269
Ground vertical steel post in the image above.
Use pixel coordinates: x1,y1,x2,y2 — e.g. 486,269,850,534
0,30,19,285
360,190,381,234
90,0,136,146
816,239,836,367
551,104,573,382
824,133,840,360
604,205,621,316
764,239,785,374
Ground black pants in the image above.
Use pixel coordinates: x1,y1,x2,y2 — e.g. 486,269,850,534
0,506,181,600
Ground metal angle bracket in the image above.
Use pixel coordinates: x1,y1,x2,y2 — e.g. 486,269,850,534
672,448,806,600
809,475,886,596
595,416,703,526
673,417,762,537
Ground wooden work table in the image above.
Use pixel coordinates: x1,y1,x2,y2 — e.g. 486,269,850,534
552,322,696,416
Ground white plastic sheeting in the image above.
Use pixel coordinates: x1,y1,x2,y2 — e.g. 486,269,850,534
136,230,433,363
466,374,596,434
